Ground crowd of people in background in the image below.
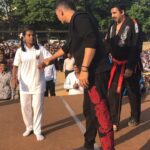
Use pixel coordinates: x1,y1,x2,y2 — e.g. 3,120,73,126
0,41,19,70
43,40,66,71
0,39,150,100
141,50,150,72
141,50,150,92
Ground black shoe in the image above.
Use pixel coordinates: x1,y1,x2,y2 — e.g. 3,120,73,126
83,143,94,150
128,118,140,127
82,147,94,150
113,124,118,132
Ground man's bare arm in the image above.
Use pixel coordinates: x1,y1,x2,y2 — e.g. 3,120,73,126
81,48,96,69
42,48,65,66
79,48,96,88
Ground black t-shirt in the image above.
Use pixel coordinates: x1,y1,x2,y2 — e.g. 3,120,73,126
62,11,111,74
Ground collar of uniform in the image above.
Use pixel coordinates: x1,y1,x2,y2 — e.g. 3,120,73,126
25,44,34,51
113,16,129,36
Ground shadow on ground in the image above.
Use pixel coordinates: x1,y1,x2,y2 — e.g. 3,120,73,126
42,113,85,136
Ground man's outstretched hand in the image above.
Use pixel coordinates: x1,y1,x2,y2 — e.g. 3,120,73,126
38,58,51,69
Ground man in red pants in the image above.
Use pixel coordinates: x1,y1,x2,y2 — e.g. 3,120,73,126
40,0,114,149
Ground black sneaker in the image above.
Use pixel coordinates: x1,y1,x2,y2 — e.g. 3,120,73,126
83,143,94,150
82,147,94,150
128,118,140,127
113,124,118,132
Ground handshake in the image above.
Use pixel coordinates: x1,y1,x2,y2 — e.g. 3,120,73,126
38,58,51,69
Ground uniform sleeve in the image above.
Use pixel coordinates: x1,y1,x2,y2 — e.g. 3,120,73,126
53,65,57,82
42,47,52,59
13,49,21,66
104,25,113,54
75,15,97,49
126,20,141,70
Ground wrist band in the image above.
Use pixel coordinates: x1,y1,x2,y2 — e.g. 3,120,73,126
81,66,89,68
81,70,88,72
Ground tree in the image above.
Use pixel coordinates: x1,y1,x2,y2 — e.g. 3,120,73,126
0,0,13,19
0,0,149,33
0,0,18,30
12,0,60,29
127,0,150,32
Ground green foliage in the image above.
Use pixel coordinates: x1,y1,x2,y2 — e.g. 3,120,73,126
0,0,149,32
12,0,56,29
127,1,150,32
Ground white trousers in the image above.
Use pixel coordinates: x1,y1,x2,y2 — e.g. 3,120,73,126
20,93,44,135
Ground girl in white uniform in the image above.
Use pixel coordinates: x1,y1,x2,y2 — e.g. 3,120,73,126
12,27,49,141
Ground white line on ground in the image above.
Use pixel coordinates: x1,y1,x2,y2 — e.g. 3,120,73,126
60,96,100,150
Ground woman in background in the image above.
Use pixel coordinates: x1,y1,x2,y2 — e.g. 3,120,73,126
0,60,11,100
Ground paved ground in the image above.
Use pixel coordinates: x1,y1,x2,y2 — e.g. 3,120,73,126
0,72,150,150
55,71,68,96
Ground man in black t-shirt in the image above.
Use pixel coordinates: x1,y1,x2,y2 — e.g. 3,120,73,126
40,0,114,149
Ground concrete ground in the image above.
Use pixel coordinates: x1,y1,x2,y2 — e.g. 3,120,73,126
0,72,150,150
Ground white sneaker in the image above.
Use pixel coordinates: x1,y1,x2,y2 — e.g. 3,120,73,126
113,125,118,132
23,130,32,137
36,134,45,141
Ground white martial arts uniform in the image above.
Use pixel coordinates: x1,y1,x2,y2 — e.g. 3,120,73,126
13,45,49,135
64,72,84,95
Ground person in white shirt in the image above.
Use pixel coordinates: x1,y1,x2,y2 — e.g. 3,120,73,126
44,63,56,96
0,50,4,63
12,27,49,141
63,53,75,78
0,60,11,100
64,65,83,95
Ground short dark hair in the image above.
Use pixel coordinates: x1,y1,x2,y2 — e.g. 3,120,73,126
55,0,76,11
111,3,126,13
22,26,36,37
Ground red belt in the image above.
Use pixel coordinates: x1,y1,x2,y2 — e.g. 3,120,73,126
108,58,128,94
